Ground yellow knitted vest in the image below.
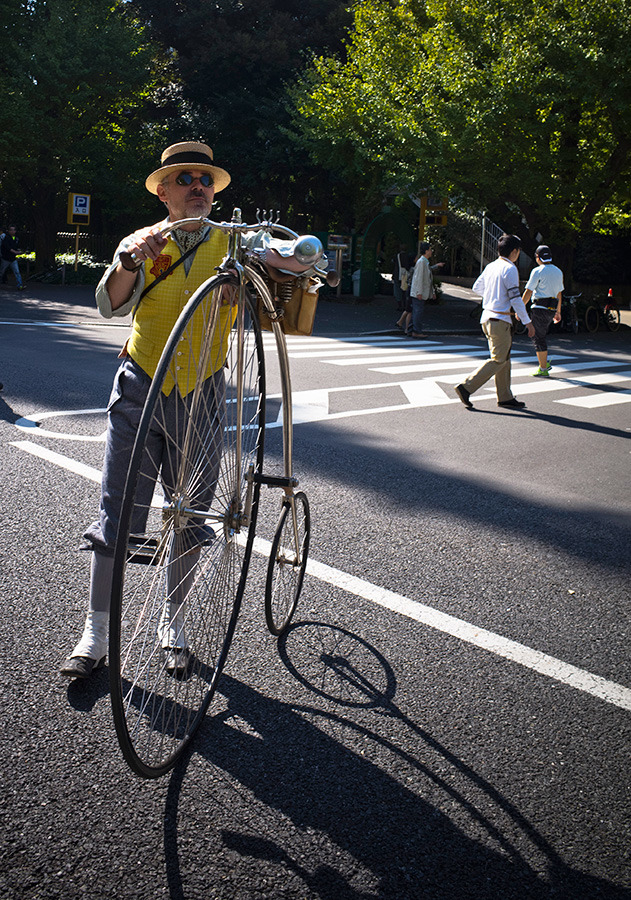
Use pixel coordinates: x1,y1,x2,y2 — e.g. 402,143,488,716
127,230,232,396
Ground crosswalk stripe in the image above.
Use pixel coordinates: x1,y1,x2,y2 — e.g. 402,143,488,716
371,352,529,374
557,391,631,408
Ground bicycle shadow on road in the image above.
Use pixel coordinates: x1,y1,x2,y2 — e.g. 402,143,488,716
161,625,629,900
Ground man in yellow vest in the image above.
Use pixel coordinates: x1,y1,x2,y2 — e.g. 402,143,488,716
61,142,232,679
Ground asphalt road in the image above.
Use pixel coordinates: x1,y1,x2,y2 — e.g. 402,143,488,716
1,284,630,899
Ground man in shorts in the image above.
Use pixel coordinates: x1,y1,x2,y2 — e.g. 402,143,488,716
521,245,564,377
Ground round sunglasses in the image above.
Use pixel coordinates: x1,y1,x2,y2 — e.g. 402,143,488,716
174,172,214,187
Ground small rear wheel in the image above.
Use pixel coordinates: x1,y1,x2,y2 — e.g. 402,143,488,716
584,305,599,333
265,492,310,636
604,307,621,332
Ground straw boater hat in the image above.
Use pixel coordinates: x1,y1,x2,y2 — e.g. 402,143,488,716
145,141,231,194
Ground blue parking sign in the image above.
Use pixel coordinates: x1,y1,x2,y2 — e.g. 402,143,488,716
68,193,91,225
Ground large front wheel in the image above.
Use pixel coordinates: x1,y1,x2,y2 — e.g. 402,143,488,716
109,272,266,778
265,492,310,636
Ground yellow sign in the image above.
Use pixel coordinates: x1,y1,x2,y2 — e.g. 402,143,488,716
418,195,448,240
67,193,90,226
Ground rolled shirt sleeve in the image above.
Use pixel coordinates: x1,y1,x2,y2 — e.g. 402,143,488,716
95,236,146,319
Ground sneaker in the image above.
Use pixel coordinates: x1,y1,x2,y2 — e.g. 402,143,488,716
532,367,549,377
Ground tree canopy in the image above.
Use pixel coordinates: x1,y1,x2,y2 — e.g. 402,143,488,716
0,0,175,263
292,0,631,259
128,0,352,225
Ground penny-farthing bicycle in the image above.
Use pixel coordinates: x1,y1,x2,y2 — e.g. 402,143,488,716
108,209,333,777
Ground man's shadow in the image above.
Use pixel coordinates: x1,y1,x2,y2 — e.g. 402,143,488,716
161,622,629,900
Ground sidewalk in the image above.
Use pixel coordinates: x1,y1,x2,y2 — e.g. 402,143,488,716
3,280,629,338
314,281,482,336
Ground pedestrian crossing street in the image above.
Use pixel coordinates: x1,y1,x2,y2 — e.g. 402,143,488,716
262,334,631,426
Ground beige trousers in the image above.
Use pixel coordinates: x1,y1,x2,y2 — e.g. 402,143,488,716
463,319,514,403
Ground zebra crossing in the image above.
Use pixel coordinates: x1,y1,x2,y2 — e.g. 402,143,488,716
262,334,631,426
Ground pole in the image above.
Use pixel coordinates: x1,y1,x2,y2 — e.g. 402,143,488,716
480,212,486,275
74,226,80,271
418,196,427,252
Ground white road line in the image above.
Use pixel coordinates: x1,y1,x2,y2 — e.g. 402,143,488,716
288,341,446,358
10,441,103,483
371,354,524,375
0,320,129,328
477,371,631,399
558,391,631,408
15,408,107,442
253,539,631,712
11,437,630,710
524,360,629,374
332,350,529,368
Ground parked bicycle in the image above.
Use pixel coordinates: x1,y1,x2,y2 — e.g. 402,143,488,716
26,262,66,284
109,208,337,778
552,292,581,334
583,289,621,333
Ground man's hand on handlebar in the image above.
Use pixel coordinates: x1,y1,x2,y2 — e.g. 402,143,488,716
119,226,169,271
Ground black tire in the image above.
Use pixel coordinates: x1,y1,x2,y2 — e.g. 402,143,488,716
584,305,599,333
109,272,266,777
265,492,310,636
604,307,621,332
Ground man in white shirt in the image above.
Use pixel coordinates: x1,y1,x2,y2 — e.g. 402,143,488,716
521,245,564,377
455,234,534,410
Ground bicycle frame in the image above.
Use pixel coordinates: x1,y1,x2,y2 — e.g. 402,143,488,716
152,209,326,496
155,208,324,522
109,208,323,774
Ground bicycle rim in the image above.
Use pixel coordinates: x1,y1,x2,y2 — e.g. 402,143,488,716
109,273,266,777
584,305,599,333
265,492,310,636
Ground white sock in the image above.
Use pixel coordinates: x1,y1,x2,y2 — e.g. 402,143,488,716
71,610,109,660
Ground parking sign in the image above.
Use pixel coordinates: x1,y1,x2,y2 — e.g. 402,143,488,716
67,193,90,225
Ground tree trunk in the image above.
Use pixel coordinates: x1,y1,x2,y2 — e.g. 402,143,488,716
29,190,59,269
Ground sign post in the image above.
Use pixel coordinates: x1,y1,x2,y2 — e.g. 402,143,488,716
67,193,90,271
327,234,349,298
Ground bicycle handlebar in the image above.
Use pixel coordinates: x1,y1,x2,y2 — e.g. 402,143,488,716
161,215,301,240
120,210,339,285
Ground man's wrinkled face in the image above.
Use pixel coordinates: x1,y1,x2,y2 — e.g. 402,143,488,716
157,169,215,221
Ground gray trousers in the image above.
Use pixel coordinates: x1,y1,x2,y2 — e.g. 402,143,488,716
84,356,225,612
